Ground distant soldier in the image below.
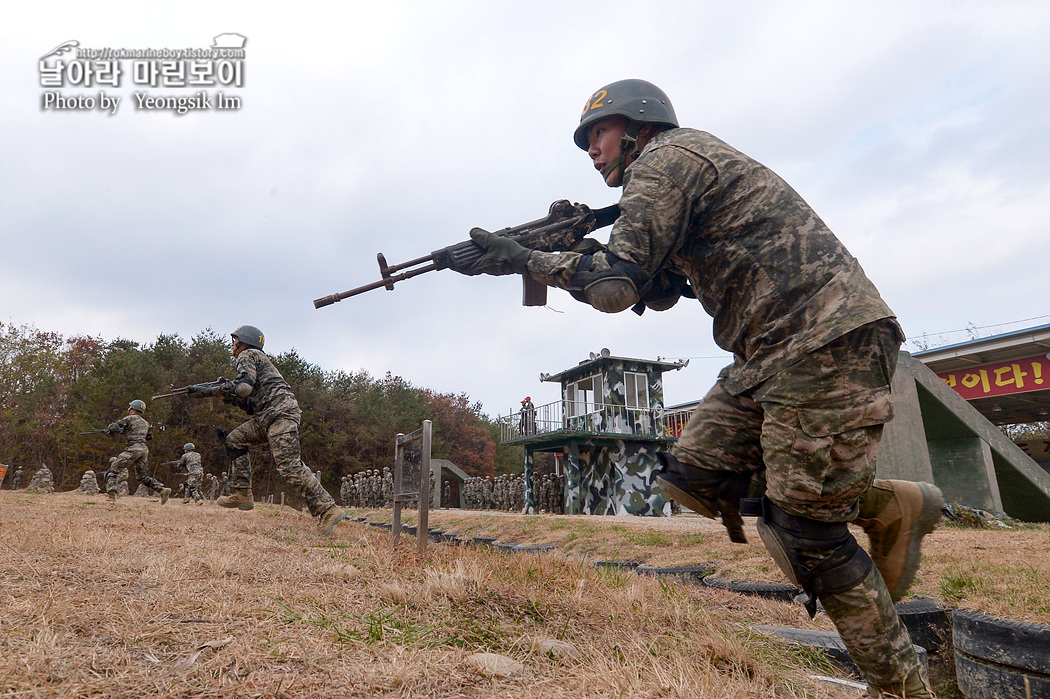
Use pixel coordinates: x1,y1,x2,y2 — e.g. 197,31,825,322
518,399,528,435
178,443,204,505
339,475,349,506
524,397,536,435
11,466,23,490
205,325,345,534
443,481,451,509
105,400,170,504
220,471,230,497
202,473,215,501
383,467,393,507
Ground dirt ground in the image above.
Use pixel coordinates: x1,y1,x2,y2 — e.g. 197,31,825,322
3,490,1047,698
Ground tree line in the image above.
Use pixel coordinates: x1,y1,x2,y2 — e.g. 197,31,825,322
0,322,523,502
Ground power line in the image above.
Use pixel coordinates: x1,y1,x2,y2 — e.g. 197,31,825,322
905,314,1050,342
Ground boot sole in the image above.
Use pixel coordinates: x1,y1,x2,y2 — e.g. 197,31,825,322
891,482,945,601
655,474,719,520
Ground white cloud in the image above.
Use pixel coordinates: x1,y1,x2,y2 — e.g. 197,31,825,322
2,0,1048,420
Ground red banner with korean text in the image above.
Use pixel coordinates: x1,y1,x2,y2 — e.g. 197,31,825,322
937,353,1050,400
0,464,7,486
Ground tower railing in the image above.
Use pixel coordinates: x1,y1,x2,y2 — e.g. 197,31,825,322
500,400,697,443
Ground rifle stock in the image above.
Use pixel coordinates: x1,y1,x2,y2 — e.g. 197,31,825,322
314,200,619,308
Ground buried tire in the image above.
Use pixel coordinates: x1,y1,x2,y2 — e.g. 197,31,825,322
953,609,1050,699
701,576,801,603
895,598,950,654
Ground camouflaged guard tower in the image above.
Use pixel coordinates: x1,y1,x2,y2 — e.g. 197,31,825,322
500,349,690,516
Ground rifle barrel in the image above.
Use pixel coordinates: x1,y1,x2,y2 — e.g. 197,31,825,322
313,261,437,308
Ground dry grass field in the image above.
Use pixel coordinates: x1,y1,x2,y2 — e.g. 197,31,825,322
2,491,1047,698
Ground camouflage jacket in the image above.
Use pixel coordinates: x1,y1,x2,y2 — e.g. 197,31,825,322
528,128,901,395
108,414,152,447
232,348,301,427
178,451,203,476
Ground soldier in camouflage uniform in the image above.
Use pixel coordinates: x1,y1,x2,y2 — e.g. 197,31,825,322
178,443,205,505
11,466,23,490
106,400,170,504
202,325,345,535
453,79,943,698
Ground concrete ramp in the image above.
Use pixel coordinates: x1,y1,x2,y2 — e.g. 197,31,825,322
879,352,1050,522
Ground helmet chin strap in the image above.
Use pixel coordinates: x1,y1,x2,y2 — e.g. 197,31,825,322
601,121,643,183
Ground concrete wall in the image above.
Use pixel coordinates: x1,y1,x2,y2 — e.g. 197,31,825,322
878,352,1050,521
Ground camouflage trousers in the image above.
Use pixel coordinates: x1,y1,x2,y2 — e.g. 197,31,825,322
671,319,919,686
225,416,336,517
107,445,164,493
185,473,203,502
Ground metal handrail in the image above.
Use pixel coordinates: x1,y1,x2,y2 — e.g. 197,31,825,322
500,400,695,443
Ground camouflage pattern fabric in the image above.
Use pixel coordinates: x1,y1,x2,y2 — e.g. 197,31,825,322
820,566,922,685
108,413,151,446
225,416,335,517
116,466,129,495
106,413,164,492
558,439,672,516
672,319,900,521
526,127,898,396
232,348,301,429
108,445,163,493
178,451,204,502
11,468,22,490
671,319,916,685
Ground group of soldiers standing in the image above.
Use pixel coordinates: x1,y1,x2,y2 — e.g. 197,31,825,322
460,473,564,514
339,468,394,509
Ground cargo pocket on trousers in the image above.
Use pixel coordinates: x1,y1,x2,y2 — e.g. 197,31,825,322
795,386,894,439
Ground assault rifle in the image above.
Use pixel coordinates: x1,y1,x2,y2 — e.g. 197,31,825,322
160,460,181,467
152,377,232,401
79,428,112,436
313,199,619,309
153,377,255,415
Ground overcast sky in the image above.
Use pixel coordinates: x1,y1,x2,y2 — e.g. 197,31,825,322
2,0,1048,420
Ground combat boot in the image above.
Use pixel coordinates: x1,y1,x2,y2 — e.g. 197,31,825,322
160,487,171,505
217,488,255,510
856,479,944,602
317,505,346,535
654,453,750,543
865,667,936,698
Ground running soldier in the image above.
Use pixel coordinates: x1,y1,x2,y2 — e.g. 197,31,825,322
178,443,205,505
453,79,943,698
198,325,345,534
105,400,170,504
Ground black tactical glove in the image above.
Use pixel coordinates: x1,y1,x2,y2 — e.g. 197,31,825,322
457,228,533,276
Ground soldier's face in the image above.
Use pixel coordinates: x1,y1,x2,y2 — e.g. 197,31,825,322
586,116,629,187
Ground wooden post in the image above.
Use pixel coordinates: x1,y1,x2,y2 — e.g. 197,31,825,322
392,433,405,547
417,420,432,556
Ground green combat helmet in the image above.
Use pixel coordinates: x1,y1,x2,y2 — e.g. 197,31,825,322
129,399,146,412
574,79,679,183
231,325,264,350
184,443,195,451
573,78,678,151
